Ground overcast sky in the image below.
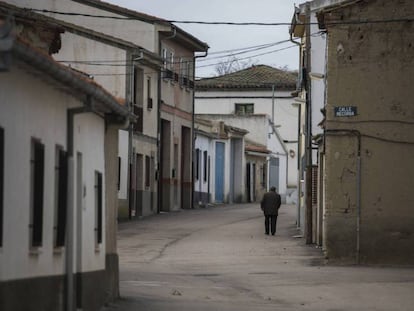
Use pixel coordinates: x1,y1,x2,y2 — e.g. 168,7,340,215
105,0,299,77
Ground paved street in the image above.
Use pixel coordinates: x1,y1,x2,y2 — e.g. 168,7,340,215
104,204,414,311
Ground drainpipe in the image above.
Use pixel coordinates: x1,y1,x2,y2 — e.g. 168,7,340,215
325,129,361,264
304,3,314,245
271,84,275,124
290,11,303,231
156,26,177,213
127,50,144,219
192,50,208,208
66,101,92,311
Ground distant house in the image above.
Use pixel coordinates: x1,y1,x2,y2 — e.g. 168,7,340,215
195,65,298,203
0,15,129,311
194,118,247,206
197,114,288,203
244,141,271,202
291,0,414,264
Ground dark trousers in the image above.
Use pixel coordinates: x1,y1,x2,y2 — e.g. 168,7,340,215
264,215,278,235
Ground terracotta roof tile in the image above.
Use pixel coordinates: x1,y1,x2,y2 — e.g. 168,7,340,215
196,65,297,90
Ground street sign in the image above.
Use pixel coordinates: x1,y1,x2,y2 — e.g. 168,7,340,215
334,106,357,117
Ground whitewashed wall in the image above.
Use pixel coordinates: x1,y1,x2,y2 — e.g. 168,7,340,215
118,130,129,200
195,90,299,187
0,66,105,279
194,134,212,198
310,11,327,165
55,33,127,99
196,114,288,198
195,90,297,140
74,113,106,272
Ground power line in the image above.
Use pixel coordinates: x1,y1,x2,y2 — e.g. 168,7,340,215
207,40,291,55
58,44,297,73
25,8,414,26
198,39,295,62
197,45,297,69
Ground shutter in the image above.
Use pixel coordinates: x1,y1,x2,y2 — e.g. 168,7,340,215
96,172,103,244
312,165,318,205
134,105,143,133
0,127,4,247
32,141,44,247
56,149,68,247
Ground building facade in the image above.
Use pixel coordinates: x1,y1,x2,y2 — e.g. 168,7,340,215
194,118,247,206
0,14,129,310
195,65,298,204
291,0,414,264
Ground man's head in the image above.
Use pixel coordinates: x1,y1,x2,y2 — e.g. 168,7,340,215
270,186,276,192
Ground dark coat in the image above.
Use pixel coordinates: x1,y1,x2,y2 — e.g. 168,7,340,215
261,191,281,216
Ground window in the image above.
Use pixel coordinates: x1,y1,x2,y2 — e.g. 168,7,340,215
95,171,103,245
195,149,200,180
30,139,45,247
54,146,68,248
179,58,185,86
235,103,254,115
203,151,208,182
169,51,174,70
187,60,193,89
147,76,153,110
0,127,3,247
261,163,266,187
162,48,167,70
133,105,143,133
145,155,150,188
117,157,121,191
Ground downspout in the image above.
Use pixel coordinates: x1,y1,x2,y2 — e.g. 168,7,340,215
127,50,144,219
290,11,303,230
271,84,275,124
192,49,208,208
325,129,361,264
157,26,177,213
304,3,313,245
66,102,92,311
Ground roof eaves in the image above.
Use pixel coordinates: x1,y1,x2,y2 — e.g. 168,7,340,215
73,0,208,51
0,1,158,57
72,0,169,25
11,36,129,120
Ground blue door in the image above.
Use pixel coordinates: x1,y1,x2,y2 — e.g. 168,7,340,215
215,142,225,202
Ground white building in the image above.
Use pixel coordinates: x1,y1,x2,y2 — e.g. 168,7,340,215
195,65,298,203
194,118,247,205
197,114,289,202
0,15,129,311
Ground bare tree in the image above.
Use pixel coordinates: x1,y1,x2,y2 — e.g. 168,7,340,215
215,56,257,76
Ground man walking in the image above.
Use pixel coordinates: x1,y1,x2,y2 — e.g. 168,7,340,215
260,186,282,235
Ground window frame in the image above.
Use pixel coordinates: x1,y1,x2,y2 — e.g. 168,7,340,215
0,127,4,247
30,138,45,248
145,155,150,189
94,171,103,246
195,148,200,180
203,151,208,183
235,103,254,115
54,145,68,248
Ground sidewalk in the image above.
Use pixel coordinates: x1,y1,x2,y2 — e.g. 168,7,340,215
104,204,414,311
